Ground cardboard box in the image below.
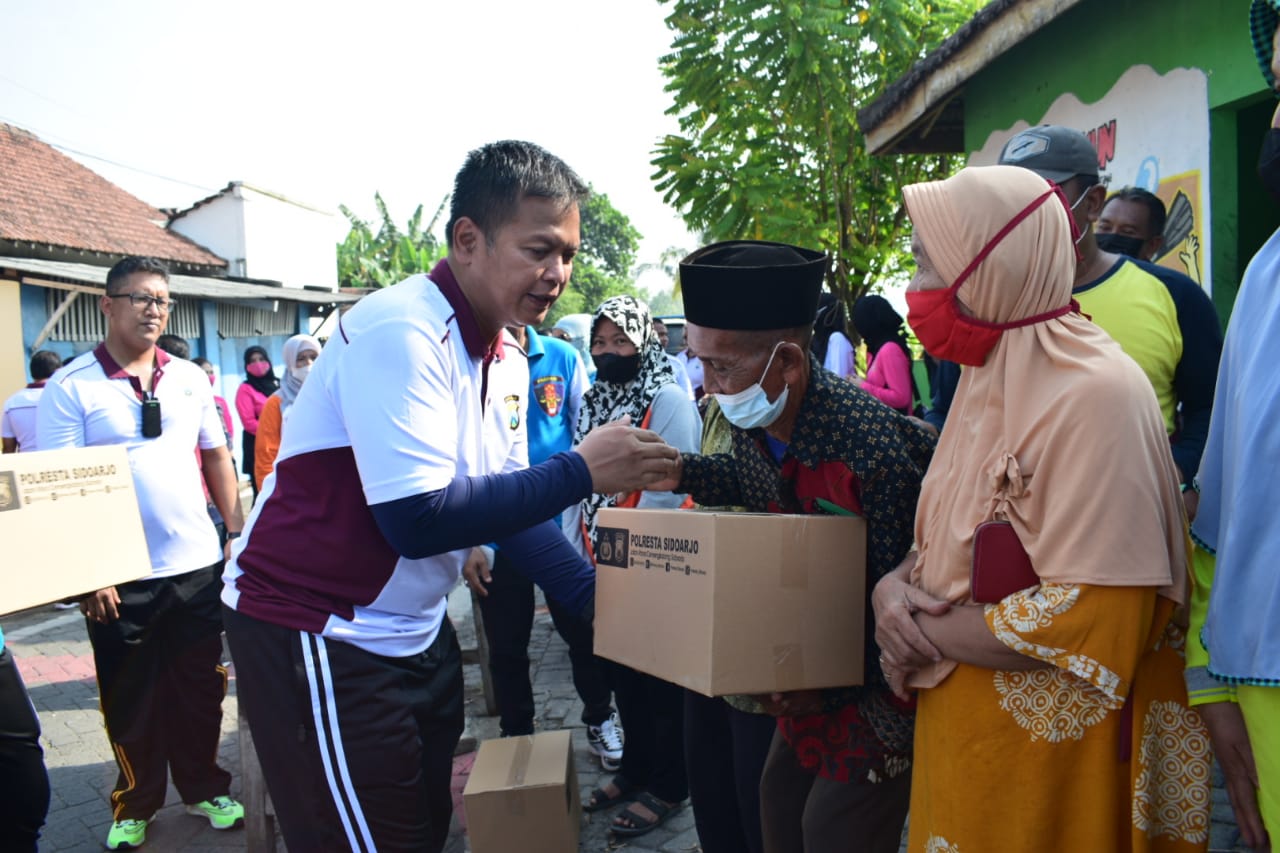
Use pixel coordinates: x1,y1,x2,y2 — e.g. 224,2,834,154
0,446,151,615
594,507,866,696
463,730,580,853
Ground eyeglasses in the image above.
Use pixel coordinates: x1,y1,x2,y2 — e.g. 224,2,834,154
109,293,177,312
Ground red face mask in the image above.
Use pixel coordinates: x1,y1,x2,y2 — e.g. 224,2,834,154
906,185,1080,367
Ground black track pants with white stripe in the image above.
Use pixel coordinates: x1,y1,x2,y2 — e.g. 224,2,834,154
224,606,465,853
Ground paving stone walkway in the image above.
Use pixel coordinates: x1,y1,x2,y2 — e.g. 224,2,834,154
5,585,1253,852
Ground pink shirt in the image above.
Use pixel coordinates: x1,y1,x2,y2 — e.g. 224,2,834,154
860,344,913,412
236,382,269,435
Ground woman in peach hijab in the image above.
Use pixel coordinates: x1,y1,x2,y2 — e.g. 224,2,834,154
871,165,1209,852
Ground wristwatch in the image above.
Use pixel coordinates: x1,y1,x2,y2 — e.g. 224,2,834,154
226,531,243,540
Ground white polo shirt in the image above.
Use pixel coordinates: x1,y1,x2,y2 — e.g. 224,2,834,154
223,261,530,658
37,346,225,578
2,384,46,451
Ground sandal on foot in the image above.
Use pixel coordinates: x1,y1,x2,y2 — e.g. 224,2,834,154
611,791,683,837
584,775,634,813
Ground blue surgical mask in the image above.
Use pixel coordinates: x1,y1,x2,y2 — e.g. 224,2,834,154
714,343,790,429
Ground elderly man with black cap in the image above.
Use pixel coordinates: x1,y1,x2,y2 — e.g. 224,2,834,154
650,241,935,853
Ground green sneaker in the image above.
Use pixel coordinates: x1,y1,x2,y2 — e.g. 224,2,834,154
105,818,148,849
184,796,245,830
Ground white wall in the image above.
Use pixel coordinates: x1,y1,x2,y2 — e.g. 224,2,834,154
168,184,339,291
168,192,248,277
240,185,339,291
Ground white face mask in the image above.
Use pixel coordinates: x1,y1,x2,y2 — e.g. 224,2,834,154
289,362,311,382
713,343,789,429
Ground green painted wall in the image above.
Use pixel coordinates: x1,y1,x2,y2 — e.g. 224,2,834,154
962,0,1277,321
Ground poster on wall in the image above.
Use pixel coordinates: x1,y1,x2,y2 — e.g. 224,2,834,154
970,65,1211,292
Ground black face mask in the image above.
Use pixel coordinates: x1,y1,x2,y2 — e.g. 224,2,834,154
1095,232,1146,258
1260,128,1280,205
594,353,641,384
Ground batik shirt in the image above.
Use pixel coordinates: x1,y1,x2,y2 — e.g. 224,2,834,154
679,360,934,783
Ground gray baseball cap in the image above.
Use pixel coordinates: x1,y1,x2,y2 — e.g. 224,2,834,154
997,125,1099,183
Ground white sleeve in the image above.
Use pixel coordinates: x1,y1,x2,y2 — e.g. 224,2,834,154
824,332,855,378
636,384,701,510
334,319,458,505
502,354,530,475
35,379,86,450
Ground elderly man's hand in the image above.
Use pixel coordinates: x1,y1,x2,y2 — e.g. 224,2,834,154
576,417,680,495
81,587,121,624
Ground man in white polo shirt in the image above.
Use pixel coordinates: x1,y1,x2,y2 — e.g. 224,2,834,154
222,140,680,853
37,256,246,851
2,350,62,453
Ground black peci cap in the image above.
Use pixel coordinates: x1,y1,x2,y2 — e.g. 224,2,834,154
679,240,828,331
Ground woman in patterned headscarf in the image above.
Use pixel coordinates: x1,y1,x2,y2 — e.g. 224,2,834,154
572,295,701,838
871,166,1209,852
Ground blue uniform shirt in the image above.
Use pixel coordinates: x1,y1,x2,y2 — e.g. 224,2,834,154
522,327,589,465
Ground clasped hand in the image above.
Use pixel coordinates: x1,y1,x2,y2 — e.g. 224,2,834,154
576,417,682,495
871,553,950,700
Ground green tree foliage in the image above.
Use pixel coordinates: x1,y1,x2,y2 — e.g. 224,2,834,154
546,188,644,326
336,192,448,289
652,0,979,304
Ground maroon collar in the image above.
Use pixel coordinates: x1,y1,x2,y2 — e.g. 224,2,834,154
27,380,47,389
427,259,503,360
94,343,170,399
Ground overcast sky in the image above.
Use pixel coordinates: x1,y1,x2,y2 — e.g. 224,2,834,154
1,0,695,288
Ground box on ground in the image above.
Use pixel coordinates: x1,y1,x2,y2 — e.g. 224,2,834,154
594,507,866,697
463,730,580,853
0,446,151,615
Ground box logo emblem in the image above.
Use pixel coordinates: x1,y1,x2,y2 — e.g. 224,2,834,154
596,526,629,568
0,471,19,512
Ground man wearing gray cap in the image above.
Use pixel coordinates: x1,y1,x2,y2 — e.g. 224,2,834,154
650,241,936,853
999,125,1220,504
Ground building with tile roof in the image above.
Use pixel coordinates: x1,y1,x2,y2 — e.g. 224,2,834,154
0,122,226,270
0,122,362,443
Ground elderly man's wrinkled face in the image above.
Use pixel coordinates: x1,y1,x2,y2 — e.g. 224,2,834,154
686,323,790,399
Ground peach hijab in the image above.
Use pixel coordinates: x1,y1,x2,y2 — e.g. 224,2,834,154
902,166,1187,686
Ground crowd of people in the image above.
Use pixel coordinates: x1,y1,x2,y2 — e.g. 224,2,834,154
1,13,1279,853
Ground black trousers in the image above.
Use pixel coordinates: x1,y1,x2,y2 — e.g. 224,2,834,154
0,647,50,852
477,550,613,735
609,661,688,804
87,565,232,821
684,690,778,853
225,606,465,853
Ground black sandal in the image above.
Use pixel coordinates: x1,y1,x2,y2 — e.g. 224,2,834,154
611,791,683,837
583,775,634,813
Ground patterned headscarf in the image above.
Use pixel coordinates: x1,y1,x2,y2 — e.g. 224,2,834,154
572,295,677,539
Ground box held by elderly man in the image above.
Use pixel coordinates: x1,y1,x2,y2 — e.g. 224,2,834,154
0,446,150,615
593,507,866,696
463,730,580,853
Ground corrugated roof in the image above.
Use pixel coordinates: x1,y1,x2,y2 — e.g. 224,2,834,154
856,0,1083,155
0,257,362,305
168,181,334,221
0,123,227,268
